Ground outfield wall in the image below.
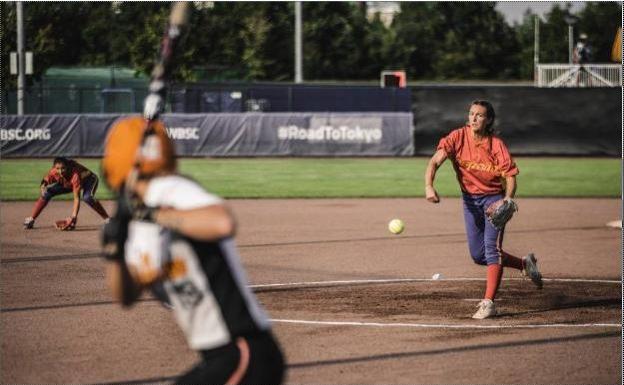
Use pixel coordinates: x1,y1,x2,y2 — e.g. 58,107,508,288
0,112,414,157
1,87,620,157
412,86,622,156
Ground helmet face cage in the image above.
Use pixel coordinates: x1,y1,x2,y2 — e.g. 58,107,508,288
102,117,176,193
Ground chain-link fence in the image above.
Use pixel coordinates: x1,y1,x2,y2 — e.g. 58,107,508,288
3,84,412,114
2,86,149,114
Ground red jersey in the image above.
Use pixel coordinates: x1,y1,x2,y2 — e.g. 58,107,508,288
43,160,93,192
437,125,519,195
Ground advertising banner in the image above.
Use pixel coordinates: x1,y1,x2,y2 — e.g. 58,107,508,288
1,112,415,157
1,115,83,157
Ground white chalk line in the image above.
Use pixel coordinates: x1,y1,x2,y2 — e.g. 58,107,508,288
250,277,621,289
270,319,621,329
463,298,501,302
255,277,621,330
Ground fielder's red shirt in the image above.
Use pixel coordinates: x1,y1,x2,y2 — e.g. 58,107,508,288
43,160,93,192
437,125,519,195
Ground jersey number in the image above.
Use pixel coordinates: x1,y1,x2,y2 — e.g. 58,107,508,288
172,280,203,309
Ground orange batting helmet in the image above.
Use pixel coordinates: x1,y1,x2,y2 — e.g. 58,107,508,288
102,116,176,192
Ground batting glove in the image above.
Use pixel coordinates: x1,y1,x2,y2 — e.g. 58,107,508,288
133,205,158,222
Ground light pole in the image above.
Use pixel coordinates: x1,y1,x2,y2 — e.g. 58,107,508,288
17,2,25,115
568,24,573,64
564,15,578,64
294,2,303,83
534,15,540,83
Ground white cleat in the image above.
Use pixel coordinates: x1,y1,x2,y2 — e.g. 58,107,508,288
23,217,35,229
472,299,497,319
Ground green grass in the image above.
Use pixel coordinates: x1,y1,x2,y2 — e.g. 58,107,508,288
0,157,620,200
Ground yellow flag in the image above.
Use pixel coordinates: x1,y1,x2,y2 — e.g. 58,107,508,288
611,28,622,63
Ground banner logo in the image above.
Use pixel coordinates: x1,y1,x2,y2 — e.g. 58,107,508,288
0,128,52,141
278,125,382,143
278,116,383,144
166,127,200,140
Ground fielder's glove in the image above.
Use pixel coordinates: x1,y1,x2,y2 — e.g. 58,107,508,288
55,216,77,231
485,198,518,231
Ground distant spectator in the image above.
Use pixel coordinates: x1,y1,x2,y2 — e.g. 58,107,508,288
573,33,593,86
573,33,592,64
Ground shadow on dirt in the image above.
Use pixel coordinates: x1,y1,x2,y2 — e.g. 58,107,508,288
287,331,621,369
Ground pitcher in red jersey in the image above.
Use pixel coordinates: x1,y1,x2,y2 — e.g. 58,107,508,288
424,100,543,319
24,157,109,230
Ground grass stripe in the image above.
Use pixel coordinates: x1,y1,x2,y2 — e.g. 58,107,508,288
0,157,619,200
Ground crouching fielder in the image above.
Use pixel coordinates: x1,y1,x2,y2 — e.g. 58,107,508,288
24,157,109,230
424,100,543,320
101,116,285,384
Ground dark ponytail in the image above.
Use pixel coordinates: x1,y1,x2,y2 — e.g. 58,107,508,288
52,157,70,166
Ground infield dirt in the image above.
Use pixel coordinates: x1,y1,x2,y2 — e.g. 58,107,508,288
1,198,621,384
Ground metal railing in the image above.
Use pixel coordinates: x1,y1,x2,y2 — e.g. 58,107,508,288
536,64,622,88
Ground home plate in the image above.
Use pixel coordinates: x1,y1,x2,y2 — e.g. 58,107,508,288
605,220,622,229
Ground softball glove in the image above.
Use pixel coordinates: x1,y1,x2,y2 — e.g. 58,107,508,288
486,199,518,231
55,216,77,231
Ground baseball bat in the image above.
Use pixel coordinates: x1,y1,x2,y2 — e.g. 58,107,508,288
145,1,190,120
151,2,190,81
106,3,191,306
131,1,190,183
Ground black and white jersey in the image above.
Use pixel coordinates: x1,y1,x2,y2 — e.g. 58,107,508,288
125,175,271,350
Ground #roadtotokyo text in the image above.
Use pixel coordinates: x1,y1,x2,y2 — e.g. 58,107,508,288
278,125,383,143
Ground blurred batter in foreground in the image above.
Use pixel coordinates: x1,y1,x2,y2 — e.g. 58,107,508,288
101,116,284,384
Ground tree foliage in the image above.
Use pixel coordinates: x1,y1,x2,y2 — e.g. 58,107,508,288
576,2,622,63
514,9,539,79
1,1,621,89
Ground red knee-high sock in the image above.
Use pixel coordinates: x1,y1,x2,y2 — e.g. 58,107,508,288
30,197,49,219
485,263,503,300
88,200,109,219
501,251,524,271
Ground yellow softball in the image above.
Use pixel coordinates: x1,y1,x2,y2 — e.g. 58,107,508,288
388,219,405,235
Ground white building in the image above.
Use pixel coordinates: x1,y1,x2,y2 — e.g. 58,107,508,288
366,2,400,27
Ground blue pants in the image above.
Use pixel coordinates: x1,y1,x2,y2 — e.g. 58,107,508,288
42,174,99,206
462,193,505,266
